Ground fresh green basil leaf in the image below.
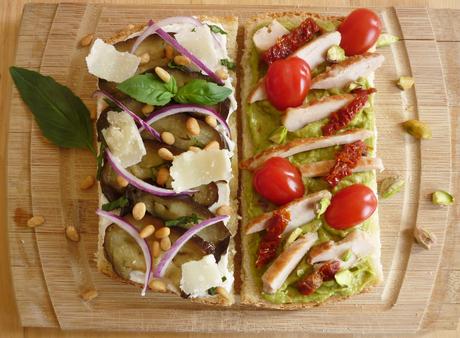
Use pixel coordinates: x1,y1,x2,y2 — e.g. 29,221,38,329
207,24,227,35
9,66,95,154
165,214,202,228
174,79,232,105
117,73,177,106
220,59,236,70
101,196,129,211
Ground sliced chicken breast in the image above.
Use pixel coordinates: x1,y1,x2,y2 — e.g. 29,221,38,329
292,31,341,70
240,128,373,171
245,190,331,235
248,32,342,104
262,232,318,294
311,53,384,90
299,157,384,177
282,94,354,131
252,19,290,52
308,230,374,265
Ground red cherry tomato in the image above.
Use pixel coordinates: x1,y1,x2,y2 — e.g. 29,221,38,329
325,184,377,230
253,157,305,206
338,8,382,56
264,57,311,111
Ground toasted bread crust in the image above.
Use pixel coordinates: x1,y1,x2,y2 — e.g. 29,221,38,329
96,15,239,307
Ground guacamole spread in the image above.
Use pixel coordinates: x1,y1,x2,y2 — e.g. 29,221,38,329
244,18,380,304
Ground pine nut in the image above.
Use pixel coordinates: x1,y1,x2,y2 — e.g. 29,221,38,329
27,215,45,228
174,55,191,66
205,115,217,128
149,279,166,292
65,225,80,242
80,288,98,301
216,205,232,216
158,147,174,161
132,202,146,220
161,131,175,145
216,68,229,80
160,236,171,251
127,24,135,30
140,224,155,239
216,286,230,299
139,52,150,64
204,140,220,151
141,104,154,116
186,117,200,136
79,33,94,47
79,175,95,190
155,227,170,239
116,175,129,188
155,66,171,83
152,241,161,257
188,146,201,152
156,167,169,186
165,45,174,59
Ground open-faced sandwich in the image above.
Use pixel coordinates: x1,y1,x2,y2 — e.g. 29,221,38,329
240,9,385,308
86,15,238,305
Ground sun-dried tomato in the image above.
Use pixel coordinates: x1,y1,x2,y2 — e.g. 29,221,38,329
297,260,341,295
325,140,367,187
318,260,341,281
322,88,377,136
261,18,320,64
255,209,290,268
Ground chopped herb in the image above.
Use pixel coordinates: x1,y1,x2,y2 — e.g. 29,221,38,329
165,214,202,228
222,276,227,282
220,59,236,70
167,60,189,72
191,27,196,32
207,24,227,35
96,143,106,181
101,196,129,211
9,66,95,155
207,287,217,295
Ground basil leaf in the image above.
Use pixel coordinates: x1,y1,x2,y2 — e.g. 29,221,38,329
207,24,227,35
117,73,177,106
174,79,232,105
9,66,95,154
220,59,235,70
165,214,201,228
207,287,217,295
167,60,189,72
101,196,129,211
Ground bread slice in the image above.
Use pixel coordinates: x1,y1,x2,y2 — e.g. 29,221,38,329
240,12,383,309
95,16,239,306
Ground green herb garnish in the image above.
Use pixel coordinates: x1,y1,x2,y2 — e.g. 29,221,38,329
174,79,232,105
117,73,177,106
207,24,227,35
101,196,129,211
9,66,95,155
96,142,106,181
207,287,217,295
220,58,235,70
222,276,227,282
165,214,202,228
167,60,189,72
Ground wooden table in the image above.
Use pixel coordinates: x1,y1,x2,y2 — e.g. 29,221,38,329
1,0,458,337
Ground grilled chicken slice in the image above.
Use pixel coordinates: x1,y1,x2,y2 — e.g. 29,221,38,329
311,53,384,90
248,32,342,104
282,94,354,131
299,157,384,177
244,190,331,235
292,31,341,69
252,19,290,52
240,128,373,171
262,232,318,294
308,230,374,267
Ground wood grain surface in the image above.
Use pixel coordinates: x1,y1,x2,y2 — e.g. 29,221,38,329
1,1,459,337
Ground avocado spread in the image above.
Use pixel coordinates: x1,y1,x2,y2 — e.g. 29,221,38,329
245,18,380,304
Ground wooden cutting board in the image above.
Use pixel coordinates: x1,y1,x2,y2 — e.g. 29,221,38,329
7,3,456,334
